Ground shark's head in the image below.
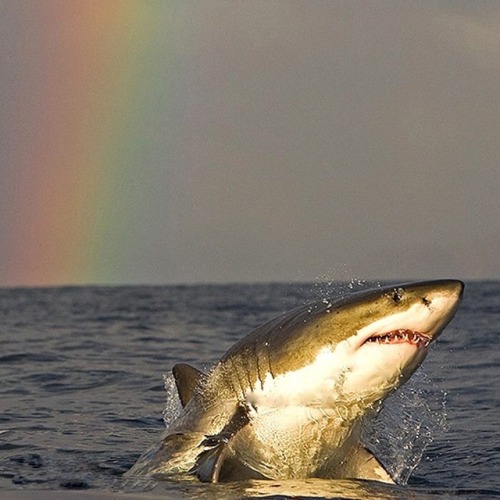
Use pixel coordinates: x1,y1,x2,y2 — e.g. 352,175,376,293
306,279,464,407
237,280,464,413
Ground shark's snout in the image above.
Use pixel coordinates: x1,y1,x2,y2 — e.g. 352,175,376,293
405,279,464,341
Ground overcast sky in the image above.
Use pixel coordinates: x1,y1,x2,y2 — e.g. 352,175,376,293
1,1,499,286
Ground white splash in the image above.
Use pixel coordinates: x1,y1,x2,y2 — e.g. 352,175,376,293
162,373,182,428
362,369,447,484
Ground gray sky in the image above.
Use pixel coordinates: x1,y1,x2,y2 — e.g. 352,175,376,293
1,1,499,285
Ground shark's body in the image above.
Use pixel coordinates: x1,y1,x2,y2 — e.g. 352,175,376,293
126,280,463,483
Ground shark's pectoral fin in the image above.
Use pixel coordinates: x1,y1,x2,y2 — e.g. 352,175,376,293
191,402,254,483
341,445,394,484
192,433,231,482
172,363,205,407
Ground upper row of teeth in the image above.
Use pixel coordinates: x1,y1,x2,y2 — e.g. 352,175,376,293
367,329,430,346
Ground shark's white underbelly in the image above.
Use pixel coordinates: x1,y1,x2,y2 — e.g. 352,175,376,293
229,405,360,479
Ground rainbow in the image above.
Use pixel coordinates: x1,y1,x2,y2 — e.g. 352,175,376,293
3,1,181,286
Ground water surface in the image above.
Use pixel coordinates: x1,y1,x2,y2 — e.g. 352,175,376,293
0,281,498,498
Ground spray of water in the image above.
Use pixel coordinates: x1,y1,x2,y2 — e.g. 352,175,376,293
362,369,448,484
162,373,182,428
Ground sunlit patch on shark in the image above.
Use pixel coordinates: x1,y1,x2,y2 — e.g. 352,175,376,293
126,280,464,484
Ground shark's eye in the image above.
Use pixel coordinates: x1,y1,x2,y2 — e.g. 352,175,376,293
391,288,404,303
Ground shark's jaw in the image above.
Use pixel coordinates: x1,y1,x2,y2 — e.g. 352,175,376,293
364,329,431,346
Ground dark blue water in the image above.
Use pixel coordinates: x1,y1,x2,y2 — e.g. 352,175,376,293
0,281,498,499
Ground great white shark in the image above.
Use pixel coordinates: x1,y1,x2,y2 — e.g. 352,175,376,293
126,280,463,483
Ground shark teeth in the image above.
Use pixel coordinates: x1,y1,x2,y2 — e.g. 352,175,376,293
365,329,431,347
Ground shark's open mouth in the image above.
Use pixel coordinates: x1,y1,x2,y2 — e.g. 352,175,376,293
365,329,431,347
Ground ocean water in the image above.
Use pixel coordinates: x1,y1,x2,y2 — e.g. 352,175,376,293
0,280,498,499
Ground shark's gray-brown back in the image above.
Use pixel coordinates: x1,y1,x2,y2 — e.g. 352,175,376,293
126,280,463,483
